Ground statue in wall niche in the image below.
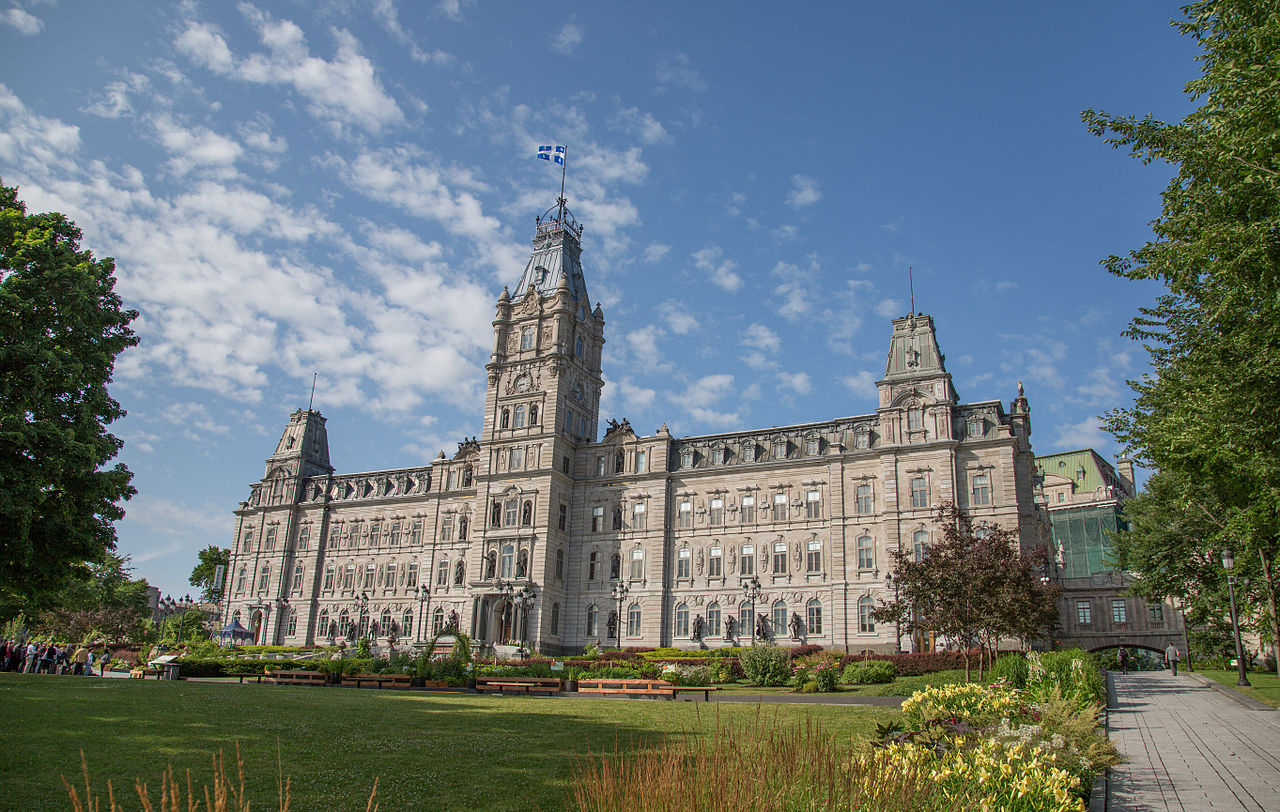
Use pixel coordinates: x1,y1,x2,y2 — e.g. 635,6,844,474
793,541,802,568
696,548,705,574
448,610,460,630
789,612,803,640
728,547,737,571
516,550,528,578
485,551,497,580
692,614,704,641
607,610,618,639
724,615,736,641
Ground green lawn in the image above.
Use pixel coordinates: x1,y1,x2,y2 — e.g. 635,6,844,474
0,675,896,811
1196,669,1280,708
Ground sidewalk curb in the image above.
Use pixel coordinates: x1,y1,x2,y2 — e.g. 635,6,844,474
1090,670,1116,812
1185,672,1276,712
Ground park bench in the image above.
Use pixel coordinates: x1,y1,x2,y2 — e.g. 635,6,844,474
264,669,327,686
341,673,413,689
576,678,720,702
227,672,265,684
474,676,561,695
129,667,162,679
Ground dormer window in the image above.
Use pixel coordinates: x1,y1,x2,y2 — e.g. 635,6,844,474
711,448,725,465
804,438,819,456
855,428,871,449
742,444,757,462
681,450,694,468
967,417,983,438
907,407,923,431
773,441,788,459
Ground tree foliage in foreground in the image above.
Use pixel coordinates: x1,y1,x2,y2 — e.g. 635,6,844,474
189,544,230,603
872,503,1060,681
1083,1,1280,671
34,551,151,644
0,182,138,618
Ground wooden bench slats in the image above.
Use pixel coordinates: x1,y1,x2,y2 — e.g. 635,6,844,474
474,676,561,695
576,678,720,701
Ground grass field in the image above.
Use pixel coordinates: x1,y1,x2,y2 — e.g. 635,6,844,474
1196,669,1280,708
1,675,897,811
715,669,969,697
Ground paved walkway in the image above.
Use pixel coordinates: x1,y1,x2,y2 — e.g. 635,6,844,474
1107,670,1280,811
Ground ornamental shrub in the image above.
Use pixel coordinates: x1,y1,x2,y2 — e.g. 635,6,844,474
739,645,791,686
901,681,1025,728
843,660,896,685
662,664,712,686
788,644,823,659
990,653,1030,688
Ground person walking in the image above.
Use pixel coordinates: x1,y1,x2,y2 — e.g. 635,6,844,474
1165,643,1181,676
1118,646,1131,675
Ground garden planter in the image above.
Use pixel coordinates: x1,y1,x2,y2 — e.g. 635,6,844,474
565,679,578,692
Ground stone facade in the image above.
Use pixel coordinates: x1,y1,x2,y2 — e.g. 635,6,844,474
1038,450,1184,654
222,206,1052,654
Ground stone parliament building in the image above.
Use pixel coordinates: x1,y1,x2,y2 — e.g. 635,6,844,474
222,204,1055,655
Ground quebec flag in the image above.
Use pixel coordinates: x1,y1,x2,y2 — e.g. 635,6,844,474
536,144,566,165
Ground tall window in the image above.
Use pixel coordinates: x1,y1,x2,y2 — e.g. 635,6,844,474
739,603,754,638
971,474,991,506
741,495,755,523
856,484,873,514
627,603,641,636
681,450,694,468
384,561,396,589
674,603,690,638
437,559,449,587
286,608,298,637
740,544,755,575
678,500,692,528
318,609,330,636
403,610,413,638
772,601,787,635
1111,599,1128,624
1077,601,1092,625
711,448,725,465
857,535,875,570
806,599,822,635
297,527,309,551
292,563,304,594
909,477,928,509
551,602,560,635
630,549,644,580
264,527,276,552
635,450,647,473
913,530,929,561
858,596,876,633
855,429,870,449
742,444,756,462
968,417,983,438
363,563,375,589
406,561,418,588
513,405,526,428
708,546,723,577
589,551,599,580
387,523,400,546
1149,604,1165,624
706,602,721,637
520,327,533,350
564,409,574,432
575,334,584,357
632,502,646,529
772,541,787,574
504,499,518,526
379,610,392,637
596,456,606,476
323,564,334,592
592,506,604,532
805,438,820,455
709,497,724,525
559,504,567,531
806,539,822,572
343,564,355,591
509,446,523,470
432,607,445,635
805,489,821,519
773,441,788,459
772,493,788,521
257,564,271,592
441,515,453,542
586,605,598,637
500,408,510,429
555,548,564,580
907,407,923,430
677,548,692,579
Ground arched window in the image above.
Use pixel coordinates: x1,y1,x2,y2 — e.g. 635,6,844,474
514,405,526,428
529,405,539,424
454,560,465,585
236,566,247,592
286,607,298,637
318,609,330,637
586,605,599,637
706,602,721,638
913,530,929,562
575,334,584,357
338,609,350,636
738,603,754,638
674,603,690,638
500,408,510,429
521,500,533,526
462,465,473,488
858,596,876,633
437,558,449,586
627,602,641,637
432,606,445,635
380,609,392,635
500,544,515,578
806,599,823,635
772,600,787,636
550,602,561,635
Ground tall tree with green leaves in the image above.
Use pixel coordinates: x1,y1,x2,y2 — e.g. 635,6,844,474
0,182,138,618
189,544,230,602
1084,0,1280,672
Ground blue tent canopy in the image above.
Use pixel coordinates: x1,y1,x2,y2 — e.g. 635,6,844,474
219,619,253,639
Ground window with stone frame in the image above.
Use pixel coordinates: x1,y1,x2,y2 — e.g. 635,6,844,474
520,326,533,350
441,515,454,542
501,544,515,579
318,609,330,636
363,563,375,589
712,447,725,465
343,564,355,591
806,539,822,572
913,530,929,561
907,406,923,431
505,498,519,526
632,502,646,529
856,484,873,514
564,409,574,432
773,440,788,459
258,564,271,593
740,494,755,523
806,599,823,635
510,446,524,469
677,548,692,579
909,477,929,509
1149,604,1165,624
286,608,298,637
1076,600,1092,625
368,522,380,547
857,535,875,570
772,541,787,574
855,428,871,449
1111,599,1128,624
742,443,757,462
406,561,418,588
323,564,334,592
772,492,788,521
805,437,820,456
555,548,564,580
586,605,598,637
706,603,721,637
681,450,694,468
402,609,413,639
674,603,690,638
971,473,991,506
636,450,647,473
708,546,723,577
388,523,400,546
858,596,876,633
292,563,304,594
630,549,645,580
297,527,310,551
500,408,510,429
709,497,724,525
740,544,755,575
384,561,396,589
739,603,754,637
236,566,247,593
437,558,449,587
462,466,473,488
596,456,606,476
627,603,641,637
264,527,276,552
592,506,604,532
559,503,567,530
678,500,692,528
772,601,787,635
805,489,822,519
588,551,598,580
513,404,526,428
432,606,445,635
967,416,983,438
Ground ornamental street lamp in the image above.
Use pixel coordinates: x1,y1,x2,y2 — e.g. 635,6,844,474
416,585,430,644
742,576,762,646
1221,549,1252,687
493,578,514,644
175,594,194,646
512,586,536,653
611,581,629,649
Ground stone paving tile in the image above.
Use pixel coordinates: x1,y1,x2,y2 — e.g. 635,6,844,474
1108,671,1280,811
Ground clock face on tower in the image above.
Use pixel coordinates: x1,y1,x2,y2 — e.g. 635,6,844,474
514,373,532,393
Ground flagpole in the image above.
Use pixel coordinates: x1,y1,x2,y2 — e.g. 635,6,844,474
558,146,568,222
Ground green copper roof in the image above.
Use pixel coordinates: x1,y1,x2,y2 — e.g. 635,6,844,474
1035,449,1118,493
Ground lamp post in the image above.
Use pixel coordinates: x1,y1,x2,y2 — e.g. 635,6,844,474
416,585,430,644
742,576,762,646
611,581,629,649
885,573,900,653
512,586,537,654
175,595,194,646
1221,549,1252,687
493,578,514,644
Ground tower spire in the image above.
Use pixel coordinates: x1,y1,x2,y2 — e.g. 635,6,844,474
308,372,317,411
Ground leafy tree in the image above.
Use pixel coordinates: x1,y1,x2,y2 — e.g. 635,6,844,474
0,182,138,618
873,503,1059,681
189,544,230,602
34,552,151,644
1083,1,1280,672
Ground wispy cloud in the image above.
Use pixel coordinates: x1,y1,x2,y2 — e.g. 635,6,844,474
551,18,584,55
785,174,821,208
693,245,741,292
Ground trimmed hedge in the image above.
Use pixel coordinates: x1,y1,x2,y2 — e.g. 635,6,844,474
836,652,968,676
173,658,325,678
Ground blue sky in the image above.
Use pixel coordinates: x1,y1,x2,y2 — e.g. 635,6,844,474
1,1,1196,597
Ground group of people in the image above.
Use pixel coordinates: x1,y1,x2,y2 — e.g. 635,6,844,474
1,639,110,676
1116,643,1182,675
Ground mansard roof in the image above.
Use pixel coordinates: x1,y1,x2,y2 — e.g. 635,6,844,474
511,203,589,304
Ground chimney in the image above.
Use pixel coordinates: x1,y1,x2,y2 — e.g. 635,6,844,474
1115,457,1136,498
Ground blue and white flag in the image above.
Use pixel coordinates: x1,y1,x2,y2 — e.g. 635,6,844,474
536,144,566,165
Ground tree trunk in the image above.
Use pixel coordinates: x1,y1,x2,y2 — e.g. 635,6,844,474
1258,546,1280,678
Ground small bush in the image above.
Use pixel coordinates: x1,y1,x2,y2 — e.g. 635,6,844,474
989,653,1029,688
843,660,896,685
740,646,791,686
788,644,823,660
662,664,713,686
836,651,968,676
792,661,840,692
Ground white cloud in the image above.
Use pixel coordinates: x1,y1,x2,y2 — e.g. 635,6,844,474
625,324,665,361
663,301,698,335
641,243,670,264
785,174,821,208
778,371,812,395
771,261,813,321
437,0,472,21
1054,416,1110,452
611,106,670,145
615,378,657,412
669,374,743,428
841,371,878,400
551,19,584,55
152,114,243,175
994,280,1018,292
83,73,150,119
655,51,707,93
693,245,741,292
875,298,903,319
741,323,781,353
373,0,455,66
3,7,43,36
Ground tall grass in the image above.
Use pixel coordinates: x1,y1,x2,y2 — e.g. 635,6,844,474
568,708,963,812
62,744,379,812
